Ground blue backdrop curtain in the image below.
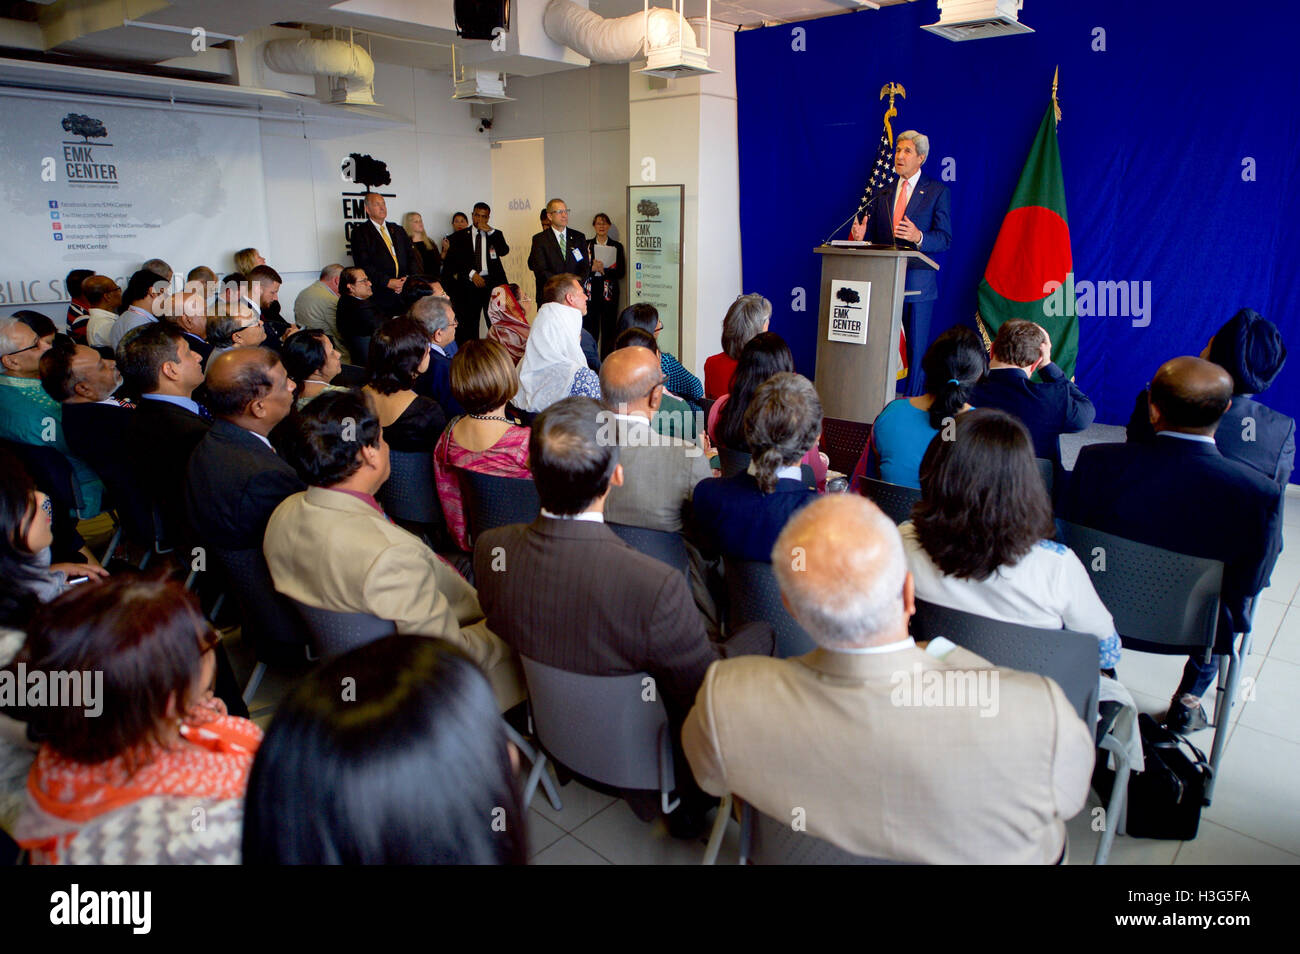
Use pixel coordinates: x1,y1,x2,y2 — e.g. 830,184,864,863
736,0,1299,431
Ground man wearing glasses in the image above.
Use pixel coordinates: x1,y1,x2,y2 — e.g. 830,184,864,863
527,198,590,303
0,317,104,518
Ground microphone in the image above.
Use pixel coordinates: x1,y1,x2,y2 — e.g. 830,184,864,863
821,185,883,246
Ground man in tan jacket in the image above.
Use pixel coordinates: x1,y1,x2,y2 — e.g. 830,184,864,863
264,389,523,710
682,494,1095,864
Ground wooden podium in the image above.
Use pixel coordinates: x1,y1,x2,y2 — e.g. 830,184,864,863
812,244,938,424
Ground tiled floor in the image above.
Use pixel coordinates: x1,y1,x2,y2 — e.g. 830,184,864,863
108,430,1300,865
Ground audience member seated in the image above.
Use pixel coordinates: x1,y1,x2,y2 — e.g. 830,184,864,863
336,266,384,364
15,311,62,354
704,293,770,399
246,264,296,346
82,275,123,350
205,309,265,365
39,345,137,526
0,317,103,518
363,317,447,451
708,331,827,488
281,329,346,408
292,264,346,359
513,274,601,412
0,452,108,631
108,268,168,352
242,635,524,864
694,373,821,563
65,268,95,343
616,302,703,400
164,289,213,365
264,390,522,708
185,348,303,554
13,577,262,864
682,494,1095,863
233,247,265,274
121,323,210,548
142,258,173,283
904,408,1123,669
486,283,531,365
971,319,1095,469
1127,307,1294,493
600,346,712,534
613,328,701,442
410,295,466,417
472,396,772,835
850,325,985,490
1066,356,1280,734
433,340,531,553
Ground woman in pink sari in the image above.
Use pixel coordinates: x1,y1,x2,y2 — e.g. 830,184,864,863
433,339,532,552
486,283,532,364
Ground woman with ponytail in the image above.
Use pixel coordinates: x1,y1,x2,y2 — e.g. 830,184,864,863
851,325,986,491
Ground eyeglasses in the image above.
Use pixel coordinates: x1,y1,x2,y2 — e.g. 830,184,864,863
6,341,42,357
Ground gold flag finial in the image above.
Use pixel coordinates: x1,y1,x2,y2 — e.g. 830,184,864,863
1051,66,1062,124
879,82,906,146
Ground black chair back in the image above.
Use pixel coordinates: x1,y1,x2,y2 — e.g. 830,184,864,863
723,557,816,658
211,547,310,663
859,477,922,524
909,599,1099,723
1056,521,1223,656
459,471,540,543
718,446,750,478
607,523,689,575
289,598,397,658
820,418,872,477
1035,457,1055,498
377,449,441,526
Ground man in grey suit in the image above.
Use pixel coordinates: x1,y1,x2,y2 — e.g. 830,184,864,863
599,346,720,631
683,494,1095,864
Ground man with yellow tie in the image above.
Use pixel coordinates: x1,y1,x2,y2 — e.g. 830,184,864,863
848,131,952,397
352,191,426,318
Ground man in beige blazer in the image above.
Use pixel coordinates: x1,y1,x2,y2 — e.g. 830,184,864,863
682,494,1095,864
264,389,523,710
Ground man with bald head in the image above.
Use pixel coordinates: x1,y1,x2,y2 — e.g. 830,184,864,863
185,348,303,554
83,275,123,350
682,494,1095,863
1067,356,1281,733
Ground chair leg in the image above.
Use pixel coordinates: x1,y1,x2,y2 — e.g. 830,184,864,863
184,569,198,590
1095,736,1130,865
1204,630,1250,804
504,723,562,812
101,525,122,566
702,793,732,865
658,723,680,816
241,661,267,706
207,592,226,623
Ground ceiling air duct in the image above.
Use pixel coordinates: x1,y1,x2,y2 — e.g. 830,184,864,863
921,0,1034,42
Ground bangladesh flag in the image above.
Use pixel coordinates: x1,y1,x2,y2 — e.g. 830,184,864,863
977,101,1078,377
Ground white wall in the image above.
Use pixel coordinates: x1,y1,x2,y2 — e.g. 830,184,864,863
2,63,494,324
489,63,631,250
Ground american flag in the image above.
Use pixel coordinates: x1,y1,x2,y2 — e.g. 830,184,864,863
858,128,898,213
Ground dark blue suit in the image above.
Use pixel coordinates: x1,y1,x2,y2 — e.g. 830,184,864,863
692,472,817,563
414,346,464,418
863,173,951,396
972,364,1096,468
1065,433,1281,698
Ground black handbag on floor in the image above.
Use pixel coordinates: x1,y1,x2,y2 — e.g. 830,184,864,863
1119,713,1213,840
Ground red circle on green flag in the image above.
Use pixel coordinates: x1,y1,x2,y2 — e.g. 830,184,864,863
984,206,1072,303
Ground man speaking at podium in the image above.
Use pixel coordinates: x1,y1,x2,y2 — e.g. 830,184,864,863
849,130,951,396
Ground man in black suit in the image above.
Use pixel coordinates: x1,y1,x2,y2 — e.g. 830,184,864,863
1066,356,1281,733
245,264,297,348
972,319,1095,470
409,295,464,417
186,349,306,664
473,396,771,836
350,191,424,318
527,198,589,303
119,323,210,551
442,201,509,345
335,267,385,366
